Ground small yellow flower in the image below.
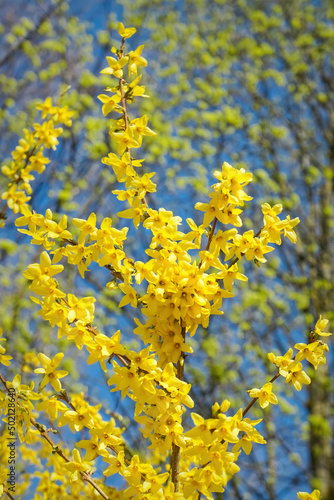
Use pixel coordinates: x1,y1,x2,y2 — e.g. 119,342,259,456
118,284,138,308
62,449,92,482
101,55,128,79
35,352,68,392
128,45,147,76
248,382,278,409
117,22,136,39
23,251,64,281
314,315,331,337
285,362,311,391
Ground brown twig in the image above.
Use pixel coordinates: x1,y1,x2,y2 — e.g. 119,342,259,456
3,488,16,500
170,442,181,491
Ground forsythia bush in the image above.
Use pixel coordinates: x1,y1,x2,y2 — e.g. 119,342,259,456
0,24,330,500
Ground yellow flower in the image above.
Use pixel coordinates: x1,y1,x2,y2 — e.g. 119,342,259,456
267,348,294,377
1,184,31,213
216,263,248,291
102,151,143,181
214,162,253,200
35,352,68,391
15,205,44,232
108,363,140,399
52,105,75,126
66,294,96,323
285,362,311,391
110,126,140,155
128,45,147,76
130,114,156,145
86,331,125,371
72,212,97,244
0,351,12,366
283,215,300,243
162,482,184,499
33,120,63,150
160,333,193,363
76,435,108,461
294,341,325,368
45,216,72,240
297,490,321,500
97,92,122,116
0,329,8,351
0,330,12,366
23,251,63,281
118,283,138,308
62,449,92,482
61,403,95,432
130,172,156,198
101,55,128,79
117,200,147,228
134,260,156,284
117,22,136,39
123,455,153,486
0,468,8,495
103,450,125,477
232,436,253,455
36,396,67,420
27,150,51,174
35,96,54,118
247,382,278,408
195,201,222,227
123,75,149,101
314,315,332,337
184,218,207,248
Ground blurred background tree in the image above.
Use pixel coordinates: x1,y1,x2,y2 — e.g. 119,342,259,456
0,0,333,498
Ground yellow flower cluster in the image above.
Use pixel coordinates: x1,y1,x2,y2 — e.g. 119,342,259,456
0,329,12,367
1,98,73,215
179,402,266,497
268,318,330,391
98,25,155,231
15,207,130,278
0,370,125,497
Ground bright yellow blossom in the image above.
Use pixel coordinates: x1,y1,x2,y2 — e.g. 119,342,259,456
97,92,122,116
314,315,331,337
35,352,68,391
297,490,321,500
128,45,147,76
285,362,311,391
117,22,136,39
101,55,128,79
247,382,278,408
103,450,125,477
61,449,92,482
33,120,63,150
268,348,294,377
23,251,63,281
